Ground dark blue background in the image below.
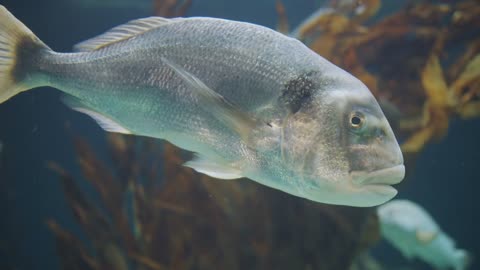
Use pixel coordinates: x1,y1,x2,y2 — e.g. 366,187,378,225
0,1,477,269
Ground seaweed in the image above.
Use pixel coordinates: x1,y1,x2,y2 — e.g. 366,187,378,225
153,0,192,17
47,134,380,270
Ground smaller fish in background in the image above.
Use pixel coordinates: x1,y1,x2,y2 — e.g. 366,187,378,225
377,199,471,270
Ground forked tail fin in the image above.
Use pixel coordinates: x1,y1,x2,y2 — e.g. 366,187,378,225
454,249,472,270
0,5,51,103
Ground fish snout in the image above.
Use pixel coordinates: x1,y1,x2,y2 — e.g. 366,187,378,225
339,164,404,207
349,120,404,179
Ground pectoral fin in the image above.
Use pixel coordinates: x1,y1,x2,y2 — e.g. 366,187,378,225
162,57,258,140
416,230,438,244
62,95,131,134
184,154,243,180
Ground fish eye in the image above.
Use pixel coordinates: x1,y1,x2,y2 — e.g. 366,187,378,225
349,112,365,129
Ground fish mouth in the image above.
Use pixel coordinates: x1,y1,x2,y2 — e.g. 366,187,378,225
297,165,405,207
351,165,405,187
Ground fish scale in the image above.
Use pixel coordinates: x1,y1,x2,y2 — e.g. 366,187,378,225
36,19,314,158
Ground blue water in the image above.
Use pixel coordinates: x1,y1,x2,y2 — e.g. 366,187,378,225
0,1,478,269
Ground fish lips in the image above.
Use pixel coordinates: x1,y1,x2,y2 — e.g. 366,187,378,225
351,164,405,187
342,164,405,205
297,164,405,207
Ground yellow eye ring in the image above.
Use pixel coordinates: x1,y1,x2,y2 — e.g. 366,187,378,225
349,112,365,129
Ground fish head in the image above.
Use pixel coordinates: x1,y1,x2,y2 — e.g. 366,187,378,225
279,70,404,207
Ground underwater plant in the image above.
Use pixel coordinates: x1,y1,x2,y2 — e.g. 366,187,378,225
40,1,478,269
153,0,192,17
278,0,480,154
47,133,381,270
67,0,192,16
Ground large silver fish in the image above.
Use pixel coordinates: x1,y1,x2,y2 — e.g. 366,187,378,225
0,5,404,207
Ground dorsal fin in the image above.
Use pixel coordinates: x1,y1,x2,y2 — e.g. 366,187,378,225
74,17,179,52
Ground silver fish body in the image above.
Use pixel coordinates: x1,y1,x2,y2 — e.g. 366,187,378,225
0,6,404,206
43,17,326,154
378,200,471,270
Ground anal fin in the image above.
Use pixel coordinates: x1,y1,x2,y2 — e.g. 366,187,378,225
184,154,243,180
62,95,131,134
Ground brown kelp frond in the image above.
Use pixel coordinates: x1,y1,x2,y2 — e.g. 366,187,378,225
49,132,380,270
278,0,480,154
47,161,133,270
47,162,111,236
72,137,138,251
275,0,289,34
153,0,192,17
447,39,480,84
128,252,166,270
46,220,100,270
331,0,381,23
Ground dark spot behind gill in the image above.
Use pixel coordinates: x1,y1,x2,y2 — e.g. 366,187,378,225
279,71,318,114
